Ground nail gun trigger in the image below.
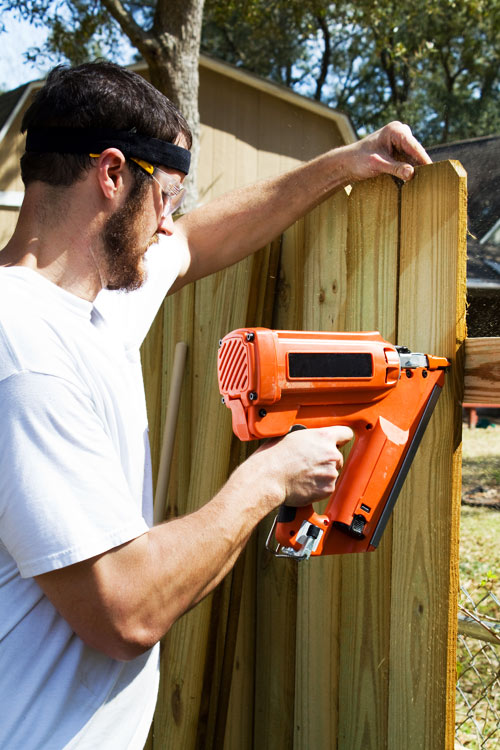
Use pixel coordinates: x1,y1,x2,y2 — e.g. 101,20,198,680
265,517,324,560
289,520,324,560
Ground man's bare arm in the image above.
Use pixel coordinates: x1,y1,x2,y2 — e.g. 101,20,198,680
169,122,431,292
35,426,352,661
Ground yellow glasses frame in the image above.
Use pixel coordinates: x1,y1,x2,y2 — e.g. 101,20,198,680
89,154,184,218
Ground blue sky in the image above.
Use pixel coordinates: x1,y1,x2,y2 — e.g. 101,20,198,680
0,12,135,92
0,15,51,91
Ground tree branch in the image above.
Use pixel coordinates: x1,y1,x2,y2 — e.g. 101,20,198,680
314,13,331,101
100,0,152,52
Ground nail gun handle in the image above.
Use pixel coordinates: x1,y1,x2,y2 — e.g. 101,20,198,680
272,424,331,555
273,372,445,557
272,418,406,556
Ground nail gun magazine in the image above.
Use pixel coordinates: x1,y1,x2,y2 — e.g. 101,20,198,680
217,328,450,560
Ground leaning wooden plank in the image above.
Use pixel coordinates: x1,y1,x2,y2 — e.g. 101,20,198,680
160,283,196,520
389,161,467,750
154,341,188,525
463,336,500,403
337,174,400,750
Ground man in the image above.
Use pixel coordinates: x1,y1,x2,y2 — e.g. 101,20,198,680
0,62,431,748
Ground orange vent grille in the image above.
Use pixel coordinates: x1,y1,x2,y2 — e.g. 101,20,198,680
218,337,249,396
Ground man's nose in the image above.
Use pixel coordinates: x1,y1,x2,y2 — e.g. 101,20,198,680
158,212,175,235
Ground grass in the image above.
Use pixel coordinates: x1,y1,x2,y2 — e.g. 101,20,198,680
456,425,500,749
460,425,500,587
462,425,500,491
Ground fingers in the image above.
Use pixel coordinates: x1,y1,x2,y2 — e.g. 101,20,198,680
324,425,353,475
389,122,432,166
262,425,354,507
381,121,432,181
346,121,431,184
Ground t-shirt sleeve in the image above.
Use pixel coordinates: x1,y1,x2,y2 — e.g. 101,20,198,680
93,232,187,349
0,371,149,578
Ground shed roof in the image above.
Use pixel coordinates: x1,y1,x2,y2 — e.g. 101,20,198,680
0,83,30,136
428,135,500,290
0,55,356,149
428,135,500,240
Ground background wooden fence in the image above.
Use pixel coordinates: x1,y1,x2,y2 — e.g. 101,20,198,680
142,160,469,749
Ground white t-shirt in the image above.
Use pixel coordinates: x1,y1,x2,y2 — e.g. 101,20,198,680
0,235,184,749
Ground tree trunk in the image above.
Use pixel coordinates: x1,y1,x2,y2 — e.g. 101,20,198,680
101,0,205,210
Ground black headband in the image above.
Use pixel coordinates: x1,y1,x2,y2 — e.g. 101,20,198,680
25,127,191,175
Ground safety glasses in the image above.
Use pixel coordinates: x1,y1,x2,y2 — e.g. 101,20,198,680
130,157,185,218
90,153,185,218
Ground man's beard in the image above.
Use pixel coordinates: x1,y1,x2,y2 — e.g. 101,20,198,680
102,178,158,292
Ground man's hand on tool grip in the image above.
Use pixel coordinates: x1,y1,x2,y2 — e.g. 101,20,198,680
256,425,354,507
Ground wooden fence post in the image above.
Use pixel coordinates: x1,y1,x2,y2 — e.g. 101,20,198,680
291,193,350,750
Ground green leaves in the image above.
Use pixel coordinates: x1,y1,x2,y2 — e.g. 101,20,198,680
1,0,498,144
201,0,500,144
0,0,139,68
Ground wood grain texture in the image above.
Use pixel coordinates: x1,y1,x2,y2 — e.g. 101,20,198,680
252,228,303,750
337,175,399,750
463,337,500,403
146,161,466,750
222,535,257,750
389,161,467,750
156,259,261,749
291,192,349,750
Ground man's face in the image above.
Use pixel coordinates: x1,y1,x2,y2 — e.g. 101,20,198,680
101,161,185,292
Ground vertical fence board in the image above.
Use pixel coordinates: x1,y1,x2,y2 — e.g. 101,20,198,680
221,241,282,750
152,284,196,747
222,536,257,750
337,175,400,750
142,309,166,488
388,161,467,750
207,243,281,750
253,222,305,750
291,193,349,750
154,263,252,749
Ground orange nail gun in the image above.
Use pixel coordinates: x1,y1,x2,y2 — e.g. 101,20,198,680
217,328,450,560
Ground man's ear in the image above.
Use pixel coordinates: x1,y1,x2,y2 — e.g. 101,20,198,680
94,148,128,200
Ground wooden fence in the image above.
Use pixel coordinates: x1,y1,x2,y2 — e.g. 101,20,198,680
141,160,482,749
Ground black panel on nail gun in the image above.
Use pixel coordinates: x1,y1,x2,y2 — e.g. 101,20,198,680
288,352,373,379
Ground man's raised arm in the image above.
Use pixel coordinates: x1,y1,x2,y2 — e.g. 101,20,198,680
170,121,431,292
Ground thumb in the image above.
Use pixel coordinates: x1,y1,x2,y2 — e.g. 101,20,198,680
331,425,354,447
378,154,414,181
393,162,414,181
